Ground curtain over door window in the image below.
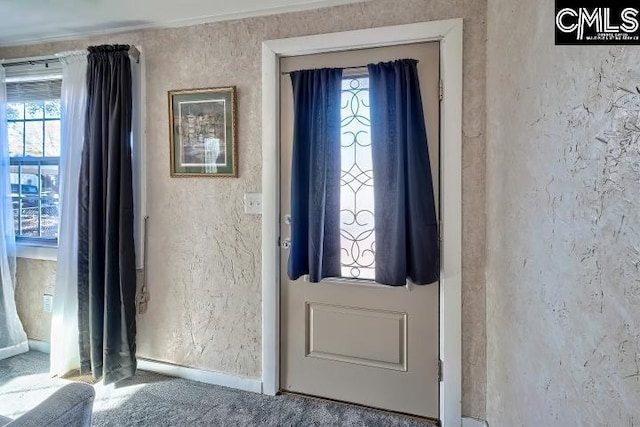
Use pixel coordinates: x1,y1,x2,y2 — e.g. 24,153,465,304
368,59,439,286
288,60,438,286
287,68,343,283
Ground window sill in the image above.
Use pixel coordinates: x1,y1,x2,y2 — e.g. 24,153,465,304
15,242,57,261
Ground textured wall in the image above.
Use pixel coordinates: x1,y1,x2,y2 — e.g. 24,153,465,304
3,0,487,418
486,1,640,426
14,259,56,342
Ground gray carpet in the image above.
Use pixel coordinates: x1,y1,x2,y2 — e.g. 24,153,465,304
0,351,436,426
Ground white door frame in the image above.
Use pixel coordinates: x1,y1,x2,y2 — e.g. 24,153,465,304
261,19,463,427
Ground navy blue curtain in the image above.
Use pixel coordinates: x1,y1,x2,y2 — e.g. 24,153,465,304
288,68,343,282
367,59,439,286
78,45,137,384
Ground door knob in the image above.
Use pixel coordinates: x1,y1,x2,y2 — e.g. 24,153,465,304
281,238,291,249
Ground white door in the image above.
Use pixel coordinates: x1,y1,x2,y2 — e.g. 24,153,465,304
280,42,440,419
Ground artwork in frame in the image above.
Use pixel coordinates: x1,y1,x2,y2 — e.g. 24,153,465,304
169,86,237,177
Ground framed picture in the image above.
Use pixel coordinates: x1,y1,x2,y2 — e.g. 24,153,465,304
168,86,237,177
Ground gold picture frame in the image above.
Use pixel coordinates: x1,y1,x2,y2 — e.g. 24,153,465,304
168,86,237,177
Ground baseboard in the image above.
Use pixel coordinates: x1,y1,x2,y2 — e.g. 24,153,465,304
28,339,50,354
462,417,489,427
23,342,261,394
137,358,263,394
0,340,29,360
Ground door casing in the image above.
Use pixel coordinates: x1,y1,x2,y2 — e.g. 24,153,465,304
261,19,463,427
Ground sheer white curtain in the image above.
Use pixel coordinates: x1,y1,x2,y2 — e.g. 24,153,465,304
0,65,29,361
50,52,87,376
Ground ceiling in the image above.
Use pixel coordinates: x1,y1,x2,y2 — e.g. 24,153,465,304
0,0,363,47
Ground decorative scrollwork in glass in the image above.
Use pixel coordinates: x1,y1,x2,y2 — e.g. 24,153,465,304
339,77,375,280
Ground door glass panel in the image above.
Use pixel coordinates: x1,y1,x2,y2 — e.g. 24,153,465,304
340,76,375,280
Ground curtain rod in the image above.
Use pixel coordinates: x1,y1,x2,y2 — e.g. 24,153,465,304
281,65,367,76
1,46,141,67
280,59,420,75
0,53,60,67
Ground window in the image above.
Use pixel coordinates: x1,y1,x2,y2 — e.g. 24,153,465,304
340,76,375,280
6,77,61,244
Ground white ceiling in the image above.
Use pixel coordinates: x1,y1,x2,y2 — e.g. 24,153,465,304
0,0,363,47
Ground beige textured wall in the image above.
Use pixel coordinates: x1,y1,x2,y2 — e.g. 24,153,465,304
4,0,487,418
486,1,640,426
14,259,56,342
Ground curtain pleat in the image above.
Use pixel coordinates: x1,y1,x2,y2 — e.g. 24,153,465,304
288,68,343,282
0,65,28,361
50,51,87,377
77,45,136,384
367,59,439,286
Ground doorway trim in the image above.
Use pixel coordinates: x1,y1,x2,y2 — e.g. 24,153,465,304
261,19,463,427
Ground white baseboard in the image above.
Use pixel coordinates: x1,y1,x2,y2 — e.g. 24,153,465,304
23,342,261,395
28,339,50,354
137,358,263,394
0,340,30,360
463,417,489,427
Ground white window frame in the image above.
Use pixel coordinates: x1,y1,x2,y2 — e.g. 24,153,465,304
5,72,62,260
5,50,146,263
261,20,463,427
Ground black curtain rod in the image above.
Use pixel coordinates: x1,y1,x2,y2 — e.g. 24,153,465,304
280,59,419,75
2,58,59,68
3,46,140,68
281,65,368,75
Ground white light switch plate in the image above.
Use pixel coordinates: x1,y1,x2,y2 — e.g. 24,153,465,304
244,193,262,215
43,294,53,313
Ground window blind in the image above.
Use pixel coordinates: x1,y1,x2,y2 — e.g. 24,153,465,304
6,79,62,103
3,58,62,102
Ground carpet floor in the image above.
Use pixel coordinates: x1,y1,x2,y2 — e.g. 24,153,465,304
0,351,436,426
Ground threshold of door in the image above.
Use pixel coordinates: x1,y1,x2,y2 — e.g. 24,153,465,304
279,390,440,426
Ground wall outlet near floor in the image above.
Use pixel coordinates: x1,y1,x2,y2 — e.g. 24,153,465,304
43,293,53,313
244,193,262,215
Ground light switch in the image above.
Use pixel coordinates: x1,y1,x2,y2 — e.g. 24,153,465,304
244,193,262,215
43,294,53,313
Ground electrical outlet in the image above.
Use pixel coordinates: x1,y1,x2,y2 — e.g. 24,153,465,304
43,294,53,313
244,193,262,215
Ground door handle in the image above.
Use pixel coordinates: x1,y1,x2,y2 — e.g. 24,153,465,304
281,238,291,249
